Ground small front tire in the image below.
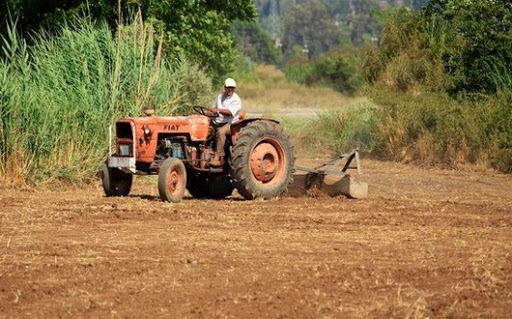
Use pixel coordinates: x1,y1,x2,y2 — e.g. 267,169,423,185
102,162,133,197
158,158,187,203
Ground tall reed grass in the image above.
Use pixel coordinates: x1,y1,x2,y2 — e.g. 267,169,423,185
0,15,212,186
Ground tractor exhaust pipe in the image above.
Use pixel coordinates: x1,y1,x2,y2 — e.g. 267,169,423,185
109,125,112,155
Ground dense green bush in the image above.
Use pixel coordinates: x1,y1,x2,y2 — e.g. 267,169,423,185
425,0,512,94
284,47,364,96
359,4,512,172
367,88,473,164
363,7,452,93
364,86,512,171
367,2,512,95
483,92,512,172
283,55,311,86
306,48,364,96
0,18,212,185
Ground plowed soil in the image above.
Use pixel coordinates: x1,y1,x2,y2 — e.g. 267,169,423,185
1,159,511,318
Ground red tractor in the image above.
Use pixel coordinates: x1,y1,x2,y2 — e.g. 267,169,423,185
102,106,295,202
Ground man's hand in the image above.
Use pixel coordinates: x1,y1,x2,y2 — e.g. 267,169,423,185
208,108,219,116
209,108,232,116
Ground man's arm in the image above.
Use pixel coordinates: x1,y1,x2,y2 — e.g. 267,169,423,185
209,93,233,116
208,108,233,116
226,95,242,117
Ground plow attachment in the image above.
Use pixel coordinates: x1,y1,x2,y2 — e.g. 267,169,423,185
295,147,368,199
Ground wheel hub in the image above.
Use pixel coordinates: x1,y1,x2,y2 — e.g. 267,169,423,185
168,170,181,193
250,142,279,183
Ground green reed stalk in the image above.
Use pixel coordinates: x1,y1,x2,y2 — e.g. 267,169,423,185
0,16,212,185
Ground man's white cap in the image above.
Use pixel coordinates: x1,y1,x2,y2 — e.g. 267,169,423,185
224,78,236,88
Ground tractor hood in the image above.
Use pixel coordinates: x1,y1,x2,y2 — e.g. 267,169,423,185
118,114,210,141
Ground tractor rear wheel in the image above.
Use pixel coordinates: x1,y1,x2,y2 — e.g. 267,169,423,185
187,173,234,199
230,120,295,200
158,158,187,203
102,162,133,197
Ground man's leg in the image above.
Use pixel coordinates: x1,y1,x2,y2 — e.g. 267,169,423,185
212,123,231,165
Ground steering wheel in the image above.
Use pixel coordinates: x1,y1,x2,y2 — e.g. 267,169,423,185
193,105,219,118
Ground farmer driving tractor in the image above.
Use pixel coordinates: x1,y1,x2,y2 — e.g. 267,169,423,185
104,75,296,202
206,78,242,166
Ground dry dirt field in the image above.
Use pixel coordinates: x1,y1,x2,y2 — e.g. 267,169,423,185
1,158,511,318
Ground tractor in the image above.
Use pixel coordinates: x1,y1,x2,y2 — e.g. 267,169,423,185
102,106,295,202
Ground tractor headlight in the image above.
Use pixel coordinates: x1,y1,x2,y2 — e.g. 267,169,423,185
119,144,130,156
143,125,152,137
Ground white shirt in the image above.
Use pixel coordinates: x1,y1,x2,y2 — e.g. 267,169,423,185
212,92,242,125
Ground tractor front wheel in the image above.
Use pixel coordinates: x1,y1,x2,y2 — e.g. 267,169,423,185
158,158,187,203
102,162,133,197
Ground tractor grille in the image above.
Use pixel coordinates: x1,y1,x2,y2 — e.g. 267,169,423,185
116,122,133,157
116,122,133,139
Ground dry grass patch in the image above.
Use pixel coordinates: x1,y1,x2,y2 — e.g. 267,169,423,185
238,65,353,117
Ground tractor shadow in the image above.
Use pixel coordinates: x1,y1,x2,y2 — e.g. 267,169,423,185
126,173,320,201
128,194,246,202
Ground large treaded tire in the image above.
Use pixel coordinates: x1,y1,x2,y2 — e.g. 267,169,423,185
102,162,133,197
229,120,295,200
187,173,234,199
158,158,187,203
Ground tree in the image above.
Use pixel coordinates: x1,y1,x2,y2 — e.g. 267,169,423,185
1,0,257,78
365,0,512,95
281,0,341,60
232,20,282,64
1,1,118,35
349,0,380,46
412,0,429,10
256,0,281,36
425,0,512,94
138,0,257,77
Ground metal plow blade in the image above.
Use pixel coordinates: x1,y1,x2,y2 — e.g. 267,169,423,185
295,147,368,199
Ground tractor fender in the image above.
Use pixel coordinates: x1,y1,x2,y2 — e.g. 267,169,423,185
230,118,279,143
